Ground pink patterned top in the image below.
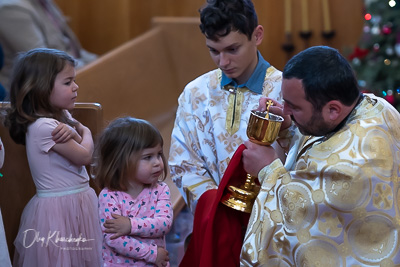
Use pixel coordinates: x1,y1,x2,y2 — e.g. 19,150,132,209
99,182,173,266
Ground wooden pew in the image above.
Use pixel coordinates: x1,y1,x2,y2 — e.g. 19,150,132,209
0,102,103,260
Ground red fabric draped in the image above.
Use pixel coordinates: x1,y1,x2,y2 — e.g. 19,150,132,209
180,144,250,267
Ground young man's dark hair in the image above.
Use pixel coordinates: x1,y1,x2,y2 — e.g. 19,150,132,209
199,0,258,41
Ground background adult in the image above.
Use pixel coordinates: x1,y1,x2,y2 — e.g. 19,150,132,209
0,44,6,100
0,0,97,92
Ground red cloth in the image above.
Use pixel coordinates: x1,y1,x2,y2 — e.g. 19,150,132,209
180,144,250,267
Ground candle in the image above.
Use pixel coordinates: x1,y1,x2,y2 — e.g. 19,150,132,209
322,0,332,32
284,0,291,34
301,0,309,32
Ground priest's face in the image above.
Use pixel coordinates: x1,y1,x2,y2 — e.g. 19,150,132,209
282,78,336,136
206,26,263,85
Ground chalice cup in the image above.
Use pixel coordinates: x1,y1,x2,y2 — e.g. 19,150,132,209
221,110,284,213
247,110,284,145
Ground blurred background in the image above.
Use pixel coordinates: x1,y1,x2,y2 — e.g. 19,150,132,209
1,0,399,266
55,0,363,71
53,0,399,109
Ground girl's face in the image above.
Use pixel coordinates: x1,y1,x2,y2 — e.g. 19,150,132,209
49,63,78,110
128,144,164,188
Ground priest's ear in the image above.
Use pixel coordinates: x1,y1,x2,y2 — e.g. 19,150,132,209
323,100,343,121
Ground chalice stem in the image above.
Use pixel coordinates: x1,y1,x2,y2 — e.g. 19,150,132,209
243,174,256,191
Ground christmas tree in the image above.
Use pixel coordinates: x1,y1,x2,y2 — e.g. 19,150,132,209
348,0,400,109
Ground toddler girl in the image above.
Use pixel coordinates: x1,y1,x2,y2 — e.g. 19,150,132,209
94,117,173,266
5,48,102,266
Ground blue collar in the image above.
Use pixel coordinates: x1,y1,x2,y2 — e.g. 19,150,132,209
220,51,270,94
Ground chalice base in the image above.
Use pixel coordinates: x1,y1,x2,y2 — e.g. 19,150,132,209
221,185,256,213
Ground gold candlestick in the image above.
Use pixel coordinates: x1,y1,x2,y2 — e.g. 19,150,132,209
301,0,309,32
284,0,292,34
321,0,331,32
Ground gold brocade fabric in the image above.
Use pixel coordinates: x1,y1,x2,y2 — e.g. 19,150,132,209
223,85,245,135
222,70,275,135
240,94,400,266
169,67,283,212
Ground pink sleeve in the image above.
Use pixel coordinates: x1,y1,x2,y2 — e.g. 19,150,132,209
99,189,158,264
129,183,173,237
34,119,58,153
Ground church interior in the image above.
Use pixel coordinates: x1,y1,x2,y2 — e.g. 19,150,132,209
1,0,399,266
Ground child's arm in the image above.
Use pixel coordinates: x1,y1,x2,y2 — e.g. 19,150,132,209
128,183,173,237
51,122,82,144
51,120,94,166
103,213,131,240
99,190,160,264
104,183,173,238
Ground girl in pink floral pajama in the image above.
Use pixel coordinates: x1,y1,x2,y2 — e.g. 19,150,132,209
95,117,173,266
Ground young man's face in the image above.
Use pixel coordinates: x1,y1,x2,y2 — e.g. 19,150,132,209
206,25,263,85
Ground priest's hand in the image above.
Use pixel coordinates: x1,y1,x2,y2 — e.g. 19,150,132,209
258,97,291,130
243,140,279,177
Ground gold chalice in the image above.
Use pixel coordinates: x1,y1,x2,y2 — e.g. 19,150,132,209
247,110,284,146
222,101,284,213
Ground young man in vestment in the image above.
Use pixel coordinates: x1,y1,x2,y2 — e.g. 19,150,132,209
169,0,284,265
169,0,283,214
241,45,400,266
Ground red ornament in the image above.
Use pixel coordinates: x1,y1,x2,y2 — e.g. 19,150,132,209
382,25,392,35
385,94,395,105
348,47,369,60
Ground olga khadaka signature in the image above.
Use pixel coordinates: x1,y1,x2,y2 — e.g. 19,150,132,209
22,229,95,248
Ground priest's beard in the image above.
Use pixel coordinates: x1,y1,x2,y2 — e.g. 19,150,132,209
291,111,336,137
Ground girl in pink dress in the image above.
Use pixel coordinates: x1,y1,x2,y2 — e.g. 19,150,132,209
5,48,102,266
94,117,173,267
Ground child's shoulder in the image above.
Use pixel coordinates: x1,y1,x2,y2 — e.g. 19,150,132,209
99,188,125,200
153,181,171,193
31,117,58,127
28,117,59,135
